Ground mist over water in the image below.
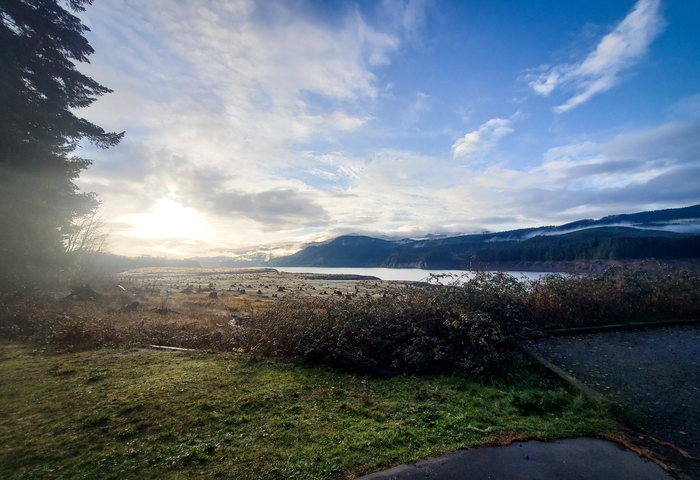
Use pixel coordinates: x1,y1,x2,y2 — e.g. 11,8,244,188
275,267,554,283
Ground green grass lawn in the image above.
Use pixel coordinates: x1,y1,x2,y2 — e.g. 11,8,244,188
0,342,618,479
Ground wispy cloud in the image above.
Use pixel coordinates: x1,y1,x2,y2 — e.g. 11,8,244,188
73,0,698,259
672,92,700,121
451,118,513,159
404,91,430,125
91,113,700,257
380,0,430,39
306,116,700,240
512,118,700,215
528,0,665,112
77,0,417,255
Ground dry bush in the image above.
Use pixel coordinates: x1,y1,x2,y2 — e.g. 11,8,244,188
234,286,513,377
0,284,242,352
3,266,699,378
524,266,700,330
232,268,700,376
429,271,528,334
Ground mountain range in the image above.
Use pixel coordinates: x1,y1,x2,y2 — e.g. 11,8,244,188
258,204,700,269
97,204,697,270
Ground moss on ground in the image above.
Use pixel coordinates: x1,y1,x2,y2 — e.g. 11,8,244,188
0,342,618,479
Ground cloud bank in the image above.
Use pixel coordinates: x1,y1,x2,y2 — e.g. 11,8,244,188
72,0,699,259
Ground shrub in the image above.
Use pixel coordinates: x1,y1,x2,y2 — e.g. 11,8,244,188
2,266,700,378
233,267,700,376
234,287,514,377
431,271,528,334
524,266,700,330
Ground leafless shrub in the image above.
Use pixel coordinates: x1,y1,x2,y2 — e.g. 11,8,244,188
65,203,110,254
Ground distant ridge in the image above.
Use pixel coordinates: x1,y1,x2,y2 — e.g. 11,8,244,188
267,204,700,269
80,252,201,271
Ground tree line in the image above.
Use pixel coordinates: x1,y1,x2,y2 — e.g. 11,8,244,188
470,232,700,263
0,0,122,286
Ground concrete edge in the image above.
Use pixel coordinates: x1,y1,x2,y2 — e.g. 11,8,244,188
516,344,697,478
517,344,610,408
527,318,700,339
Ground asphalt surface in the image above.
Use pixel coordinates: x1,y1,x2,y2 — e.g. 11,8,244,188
357,438,671,480
526,324,700,478
358,324,700,479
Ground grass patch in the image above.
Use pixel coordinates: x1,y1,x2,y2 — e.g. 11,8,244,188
0,342,618,479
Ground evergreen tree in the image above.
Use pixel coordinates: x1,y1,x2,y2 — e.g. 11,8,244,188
0,0,122,280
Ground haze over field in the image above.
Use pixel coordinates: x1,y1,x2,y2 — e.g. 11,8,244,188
74,0,700,260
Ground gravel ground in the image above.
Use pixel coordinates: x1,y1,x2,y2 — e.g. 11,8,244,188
526,325,700,479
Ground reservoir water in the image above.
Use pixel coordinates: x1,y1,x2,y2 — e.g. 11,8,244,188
275,267,555,283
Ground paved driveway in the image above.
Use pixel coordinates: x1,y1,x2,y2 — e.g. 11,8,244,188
357,438,671,480
526,325,700,479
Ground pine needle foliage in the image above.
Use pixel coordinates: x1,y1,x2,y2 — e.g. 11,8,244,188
0,0,123,284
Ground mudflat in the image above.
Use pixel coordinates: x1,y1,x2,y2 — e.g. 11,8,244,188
117,267,401,303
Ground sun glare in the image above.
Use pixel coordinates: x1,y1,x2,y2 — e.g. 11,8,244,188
128,198,204,239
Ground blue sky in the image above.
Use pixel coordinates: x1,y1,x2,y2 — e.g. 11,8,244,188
74,0,700,258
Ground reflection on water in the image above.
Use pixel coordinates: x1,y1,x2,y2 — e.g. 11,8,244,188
275,267,559,283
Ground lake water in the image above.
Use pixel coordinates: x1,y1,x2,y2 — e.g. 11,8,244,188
275,267,556,283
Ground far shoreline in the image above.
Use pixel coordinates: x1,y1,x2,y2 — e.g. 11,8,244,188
469,258,700,273
271,258,700,276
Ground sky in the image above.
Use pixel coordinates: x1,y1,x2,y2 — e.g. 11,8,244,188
74,0,700,260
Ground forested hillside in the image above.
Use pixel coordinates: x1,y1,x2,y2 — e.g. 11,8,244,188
268,204,700,269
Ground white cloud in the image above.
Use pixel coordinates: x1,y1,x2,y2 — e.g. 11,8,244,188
75,0,416,256
72,1,699,259
672,92,700,121
528,0,665,112
451,118,513,159
91,116,700,257
380,0,430,39
338,118,700,239
82,0,395,147
329,111,374,132
403,91,430,125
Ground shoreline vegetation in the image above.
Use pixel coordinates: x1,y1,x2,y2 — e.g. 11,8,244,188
1,263,699,478
457,258,700,273
3,262,700,364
